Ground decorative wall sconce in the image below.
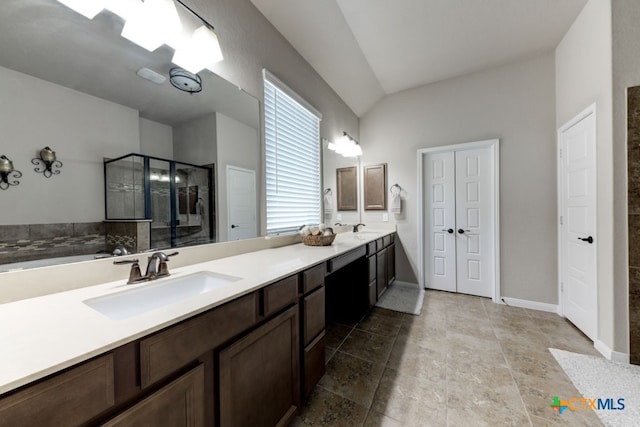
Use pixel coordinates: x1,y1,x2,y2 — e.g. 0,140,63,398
32,147,63,178
0,155,22,190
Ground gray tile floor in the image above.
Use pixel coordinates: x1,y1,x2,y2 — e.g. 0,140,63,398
293,289,603,426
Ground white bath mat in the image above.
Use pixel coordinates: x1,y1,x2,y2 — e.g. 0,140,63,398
549,348,640,427
375,282,424,315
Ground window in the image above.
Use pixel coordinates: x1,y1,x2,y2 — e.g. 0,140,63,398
264,70,322,235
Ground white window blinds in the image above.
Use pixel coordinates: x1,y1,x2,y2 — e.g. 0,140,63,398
264,70,322,235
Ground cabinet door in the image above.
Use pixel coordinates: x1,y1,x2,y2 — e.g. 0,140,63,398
303,331,326,400
219,306,300,427
0,355,114,427
387,243,396,285
376,248,387,298
303,286,325,346
102,365,205,427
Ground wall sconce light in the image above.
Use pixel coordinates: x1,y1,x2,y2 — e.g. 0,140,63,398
0,155,22,190
327,131,363,158
32,147,63,178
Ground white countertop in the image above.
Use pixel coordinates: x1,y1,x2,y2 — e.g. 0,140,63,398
0,230,392,395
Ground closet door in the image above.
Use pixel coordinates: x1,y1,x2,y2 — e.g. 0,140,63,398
424,151,457,292
424,146,495,298
455,148,494,298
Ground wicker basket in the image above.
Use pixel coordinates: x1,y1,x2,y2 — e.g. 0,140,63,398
301,233,336,246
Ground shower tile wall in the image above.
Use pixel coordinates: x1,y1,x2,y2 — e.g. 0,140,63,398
0,222,106,264
627,86,640,365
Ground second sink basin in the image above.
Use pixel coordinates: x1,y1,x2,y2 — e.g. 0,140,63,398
84,271,241,320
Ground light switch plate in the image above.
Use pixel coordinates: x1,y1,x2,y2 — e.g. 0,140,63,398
383,213,389,222
337,213,342,220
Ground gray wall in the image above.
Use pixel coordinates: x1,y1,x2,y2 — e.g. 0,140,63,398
139,118,174,159
0,65,140,225
612,0,640,354
360,53,558,304
555,0,620,353
216,113,260,241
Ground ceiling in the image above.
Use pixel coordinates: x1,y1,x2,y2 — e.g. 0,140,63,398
250,0,588,117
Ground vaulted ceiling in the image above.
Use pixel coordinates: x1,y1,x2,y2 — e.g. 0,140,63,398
250,0,588,116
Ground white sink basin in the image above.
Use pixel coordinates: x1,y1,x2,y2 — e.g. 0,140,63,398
84,271,241,320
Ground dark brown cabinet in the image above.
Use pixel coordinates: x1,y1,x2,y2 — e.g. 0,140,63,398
377,248,388,298
218,306,300,427
300,264,326,401
387,242,396,285
0,355,114,427
102,365,205,427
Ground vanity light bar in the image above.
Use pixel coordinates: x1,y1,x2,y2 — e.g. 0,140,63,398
55,0,223,73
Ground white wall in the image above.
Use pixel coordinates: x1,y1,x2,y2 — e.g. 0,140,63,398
360,53,558,303
216,113,260,241
139,118,174,159
0,65,140,225
555,0,620,353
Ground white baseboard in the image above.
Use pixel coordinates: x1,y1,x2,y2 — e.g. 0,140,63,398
594,340,630,363
499,297,559,313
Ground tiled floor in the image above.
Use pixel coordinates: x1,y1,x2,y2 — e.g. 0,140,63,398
293,290,603,426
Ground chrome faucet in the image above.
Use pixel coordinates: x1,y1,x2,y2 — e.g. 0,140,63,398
114,251,178,284
145,251,178,279
353,223,365,232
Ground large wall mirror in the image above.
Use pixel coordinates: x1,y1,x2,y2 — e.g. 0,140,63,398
0,0,261,270
322,140,361,227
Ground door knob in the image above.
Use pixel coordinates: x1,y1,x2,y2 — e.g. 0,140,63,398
441,228,454,234
231,224,239,229
578,236,594,244
457,229,470,234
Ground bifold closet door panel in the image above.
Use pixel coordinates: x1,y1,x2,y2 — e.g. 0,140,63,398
454,148,494,298
424,151,457,292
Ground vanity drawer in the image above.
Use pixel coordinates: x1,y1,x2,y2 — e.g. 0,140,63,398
376,238,384,252
140,292,258,388
383,235,392,248
303,331,325,400
302,264,325,294
366,241,377,256
263,275,299,317
303,286,325,346
0,354,114,426
327,246,366,273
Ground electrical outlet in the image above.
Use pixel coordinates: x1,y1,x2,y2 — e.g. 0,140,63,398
337,213,342,220
382,213,389,222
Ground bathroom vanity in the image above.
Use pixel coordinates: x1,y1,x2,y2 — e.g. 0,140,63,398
0,230,396,426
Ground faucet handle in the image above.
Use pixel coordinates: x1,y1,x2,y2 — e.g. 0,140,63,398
114,259,143,284
157,251,179,277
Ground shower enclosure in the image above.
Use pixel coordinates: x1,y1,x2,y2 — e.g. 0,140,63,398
104,154,214,250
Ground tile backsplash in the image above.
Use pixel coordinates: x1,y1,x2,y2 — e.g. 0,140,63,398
0,222,106,265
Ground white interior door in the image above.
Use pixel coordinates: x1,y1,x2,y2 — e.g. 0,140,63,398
559,107,597,341
455,149,494,298
423,145,495,298
227,165,257,241
424,152,457,292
